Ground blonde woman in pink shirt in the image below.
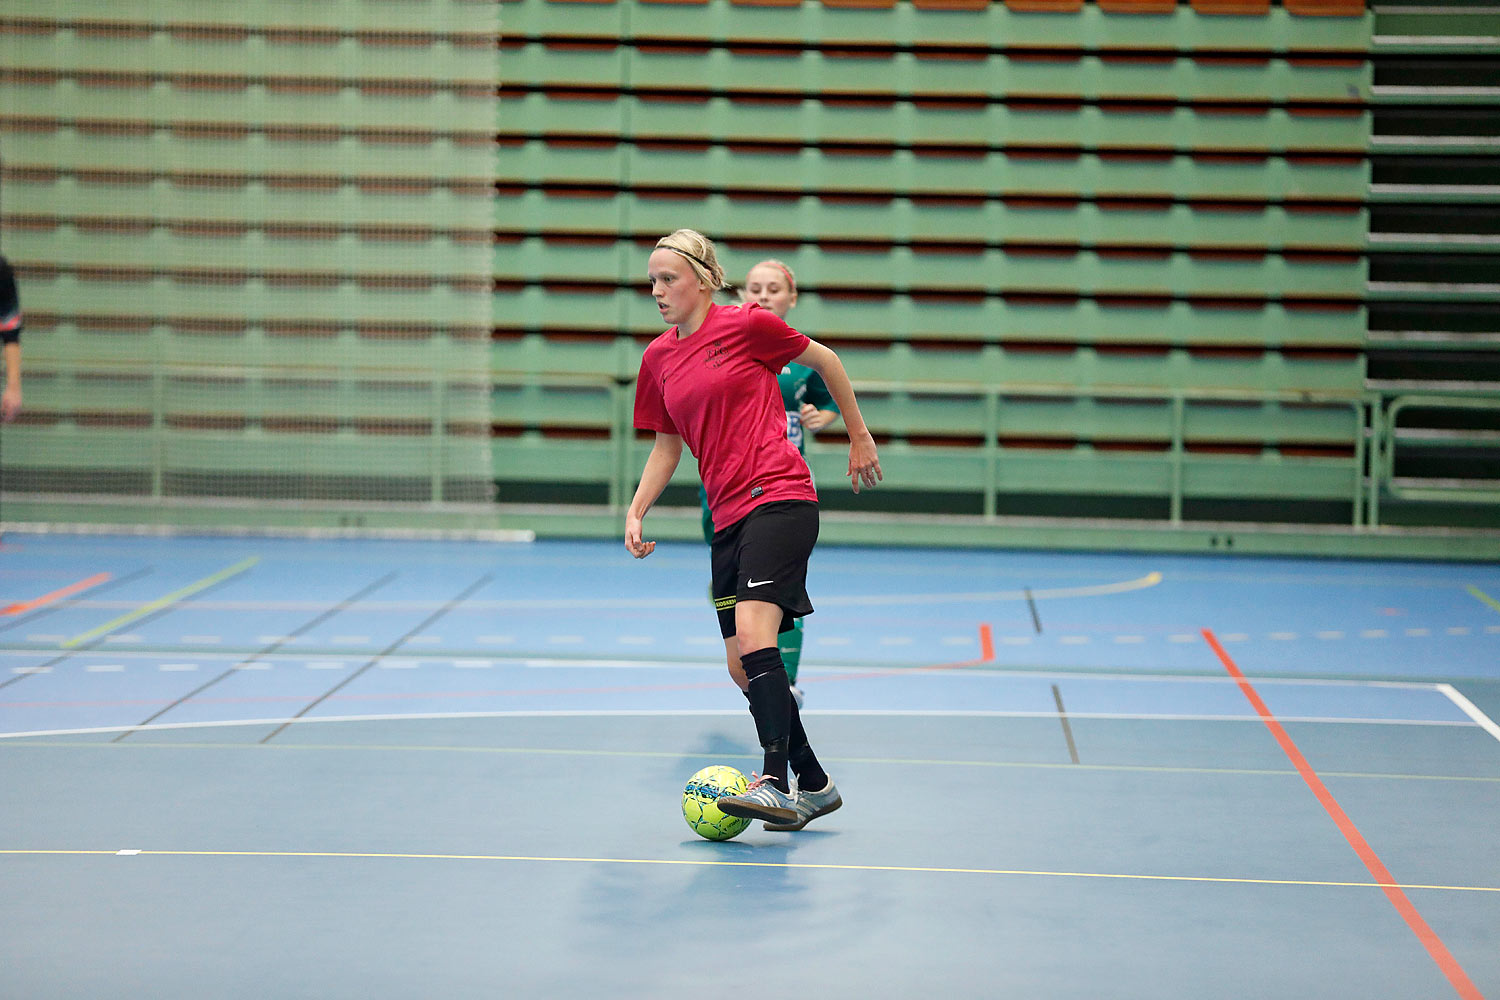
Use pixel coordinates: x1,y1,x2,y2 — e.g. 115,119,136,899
625,229,882,830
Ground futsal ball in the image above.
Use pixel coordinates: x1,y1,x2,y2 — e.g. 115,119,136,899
682,765,752,841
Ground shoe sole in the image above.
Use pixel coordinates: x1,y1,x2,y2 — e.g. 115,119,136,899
717,797,798,824
763,795,842,832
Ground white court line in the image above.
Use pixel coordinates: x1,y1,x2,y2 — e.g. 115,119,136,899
0,708,1484,741
1436,684,1500,745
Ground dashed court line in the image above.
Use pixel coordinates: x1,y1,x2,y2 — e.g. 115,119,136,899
13,625,1500,651
31,571,1164,615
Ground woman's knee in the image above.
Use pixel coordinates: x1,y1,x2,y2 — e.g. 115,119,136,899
727,661,748,692
724,641,749,691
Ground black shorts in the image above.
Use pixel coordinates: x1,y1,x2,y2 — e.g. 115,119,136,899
710,500,819,639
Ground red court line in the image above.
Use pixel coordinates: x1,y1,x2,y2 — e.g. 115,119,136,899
978,623,995,662
1,572,112,616
1202,628,1484,1000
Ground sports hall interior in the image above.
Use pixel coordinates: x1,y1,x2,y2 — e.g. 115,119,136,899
1,1,1498,998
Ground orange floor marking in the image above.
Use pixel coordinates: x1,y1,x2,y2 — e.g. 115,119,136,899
2,572,112,616
1203,627,1484,1000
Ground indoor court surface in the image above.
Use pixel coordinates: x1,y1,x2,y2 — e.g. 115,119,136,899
2,531,1497,999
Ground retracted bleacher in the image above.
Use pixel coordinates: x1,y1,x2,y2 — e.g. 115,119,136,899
0,2,500,530
492,0,1383,544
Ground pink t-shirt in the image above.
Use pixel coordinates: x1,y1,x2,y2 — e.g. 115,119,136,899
634,303,817,531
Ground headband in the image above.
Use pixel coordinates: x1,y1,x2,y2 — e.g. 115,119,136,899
758,260,795,292
661,245,714,273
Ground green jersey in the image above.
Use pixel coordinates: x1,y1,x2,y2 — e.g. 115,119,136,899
779,362,838,455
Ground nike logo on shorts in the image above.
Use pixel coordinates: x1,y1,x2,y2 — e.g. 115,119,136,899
747,579,774,588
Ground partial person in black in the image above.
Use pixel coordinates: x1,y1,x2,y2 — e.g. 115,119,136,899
0,254,22,423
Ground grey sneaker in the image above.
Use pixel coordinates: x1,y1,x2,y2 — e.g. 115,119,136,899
764,776,842,832
791,684,805,709
716,773,798,825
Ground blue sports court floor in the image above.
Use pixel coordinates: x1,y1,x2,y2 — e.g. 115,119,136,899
1,532,1497,999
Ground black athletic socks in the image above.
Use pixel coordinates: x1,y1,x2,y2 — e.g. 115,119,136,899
740,646,793,793
740,686,828,796
787,707,828,796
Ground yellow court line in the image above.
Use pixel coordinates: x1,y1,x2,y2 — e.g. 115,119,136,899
1465,585,1500,615
2,848,1495,894
63,557,260,649
8,740,1500,784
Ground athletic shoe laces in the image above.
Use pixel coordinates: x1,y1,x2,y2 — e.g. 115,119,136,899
743,773,784,797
